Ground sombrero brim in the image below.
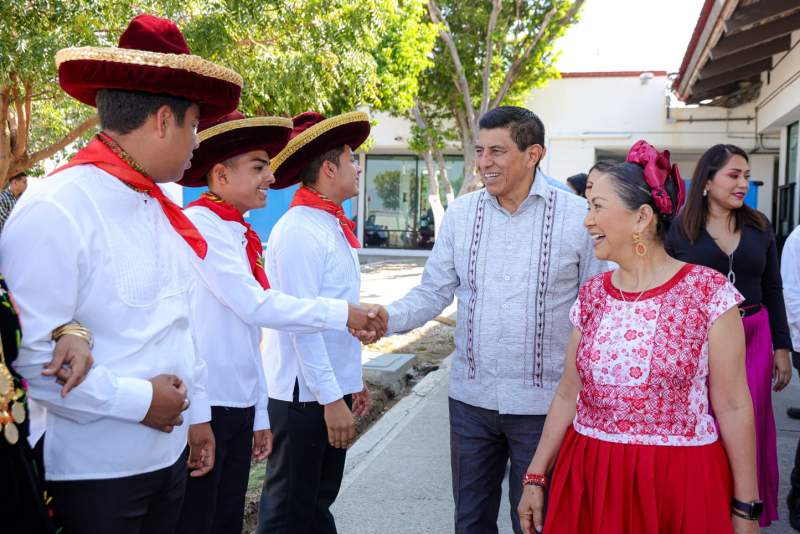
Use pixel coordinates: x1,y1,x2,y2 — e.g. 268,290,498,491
178,117,293,187
56,47,243,120
271,111,370,190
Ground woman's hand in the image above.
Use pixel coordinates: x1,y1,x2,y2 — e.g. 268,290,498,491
773,348,792,391
41,333,94,397
731,514,759,534
517,485,545,534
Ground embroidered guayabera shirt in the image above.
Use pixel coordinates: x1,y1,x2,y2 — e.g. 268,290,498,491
387,176,606,415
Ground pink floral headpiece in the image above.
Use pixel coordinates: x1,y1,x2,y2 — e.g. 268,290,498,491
625,140,685,216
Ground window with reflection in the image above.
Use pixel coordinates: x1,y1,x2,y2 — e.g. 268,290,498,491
364,155,463,249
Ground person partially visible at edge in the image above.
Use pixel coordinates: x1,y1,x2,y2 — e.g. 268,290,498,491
665,144,790,528
566,172,588,197
0,273,94,534
175,111,386,534
257,111,380,534
0,14,243,533
0,172,28,234
781,225,800,530
371,106,606,534
518,141,760,534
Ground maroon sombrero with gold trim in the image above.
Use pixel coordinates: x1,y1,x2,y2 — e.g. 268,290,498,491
271,111,370,189
179,111,293,187
56,14,242,120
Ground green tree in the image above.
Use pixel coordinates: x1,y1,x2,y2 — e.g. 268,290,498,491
373,169,402,210
409,0,586,195
0,0,435,185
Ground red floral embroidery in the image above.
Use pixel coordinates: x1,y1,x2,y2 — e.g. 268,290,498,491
568,265,743,446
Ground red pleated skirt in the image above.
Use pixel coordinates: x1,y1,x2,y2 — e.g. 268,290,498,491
544,426,734,534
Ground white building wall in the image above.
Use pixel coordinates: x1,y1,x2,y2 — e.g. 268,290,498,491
757,30,800,134
523,74,765,184
365,72,785,236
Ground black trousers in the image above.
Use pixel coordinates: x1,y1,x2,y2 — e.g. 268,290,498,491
48,449,188,534
257,386,352,534
177,405,255,534
449,397,546,534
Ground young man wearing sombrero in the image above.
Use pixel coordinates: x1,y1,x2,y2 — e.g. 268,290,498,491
256,111,376,534
175,111,387,534
0,14,240,533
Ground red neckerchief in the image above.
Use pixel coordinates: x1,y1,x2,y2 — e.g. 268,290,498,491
51,133,208,259
188,192,269,289
289,185,360,248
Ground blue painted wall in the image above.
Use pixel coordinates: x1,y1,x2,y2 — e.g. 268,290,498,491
183,185,353,243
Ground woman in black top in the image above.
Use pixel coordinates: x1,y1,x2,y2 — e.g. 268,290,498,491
666,144,791,528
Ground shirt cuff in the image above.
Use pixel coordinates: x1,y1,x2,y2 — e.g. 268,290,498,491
111,377,153,423
188,391,212,424
254,407,270,431
320,297,349,331
313,380,344,406
386,304,403,334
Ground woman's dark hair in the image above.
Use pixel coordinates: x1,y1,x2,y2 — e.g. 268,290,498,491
679,144,767,242
566,173,588,197
602,162,681,241
588,160,615,175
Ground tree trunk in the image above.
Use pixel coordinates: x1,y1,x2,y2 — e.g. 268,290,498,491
455,109,479,195
434,149,454,205
0,87,11,186
422,148,445,239
5,114,99,185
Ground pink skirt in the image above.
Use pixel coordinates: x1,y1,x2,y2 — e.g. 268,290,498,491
742,306,779,527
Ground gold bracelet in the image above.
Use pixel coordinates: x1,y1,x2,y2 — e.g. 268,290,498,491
51,322,94,349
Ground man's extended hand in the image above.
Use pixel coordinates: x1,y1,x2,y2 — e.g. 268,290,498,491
187,422,215,477
43,333,95,397
141,374,189,433
252,429,273,461
347,303,388,339
351,382,373,418
323,398,355,449
347,303,389,344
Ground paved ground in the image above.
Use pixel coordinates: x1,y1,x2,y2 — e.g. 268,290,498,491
335,344,800,533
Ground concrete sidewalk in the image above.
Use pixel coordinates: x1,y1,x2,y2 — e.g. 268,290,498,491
332,356,514,534
334,356,800,534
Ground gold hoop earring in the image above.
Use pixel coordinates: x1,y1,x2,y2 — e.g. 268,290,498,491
633,232,647,257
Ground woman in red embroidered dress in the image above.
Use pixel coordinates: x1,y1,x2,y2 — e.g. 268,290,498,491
517,141,760,534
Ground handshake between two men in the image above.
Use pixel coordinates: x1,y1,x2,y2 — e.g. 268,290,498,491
346,303,389,344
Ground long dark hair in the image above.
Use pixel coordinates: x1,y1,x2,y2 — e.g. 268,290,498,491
679,144,767,242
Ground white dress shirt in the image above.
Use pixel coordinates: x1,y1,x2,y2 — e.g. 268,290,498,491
185,206,349,429
781,225,800,352
263,206,363,404
0,164,210,481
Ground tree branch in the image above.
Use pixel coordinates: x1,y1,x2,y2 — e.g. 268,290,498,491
479,0,503,118
13,114,99,176
427,0,477,141
0,87,11,185
489,0,585,109
12,82,30,160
